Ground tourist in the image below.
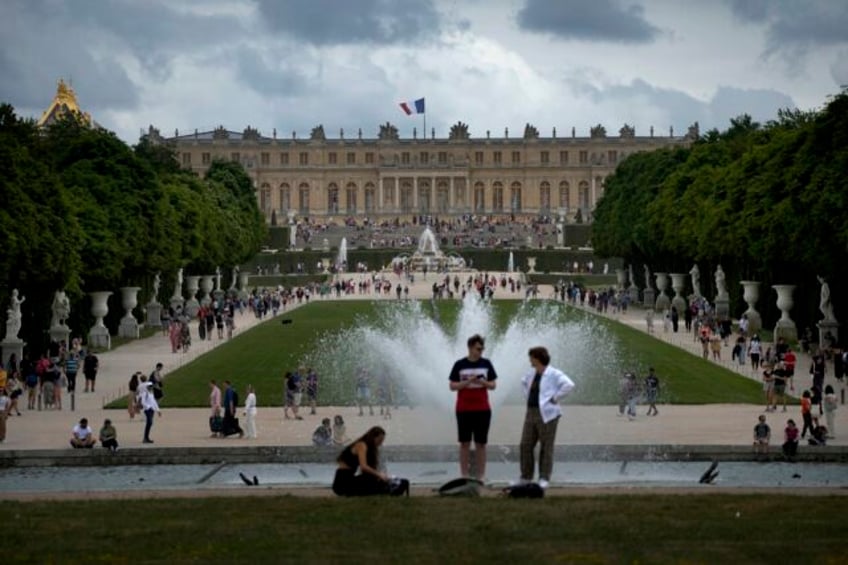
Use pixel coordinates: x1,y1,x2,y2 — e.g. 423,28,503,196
284,370,303,420
823,385,837,438
305,368,319,415
709,332,722,361
332,414,347,446
772,361,791,412
127,372,139,419
0,387,9,442
24,356,38,411
222,380,244,438
244,384,257,439
99,418,118,452
355,368,373,417
809,352,826,415
761,364,775,412
149,362,165,401
753,414,770,454
82,350,99,393
808,418,828,446
518,346,575,489
70,417,96,448
782,419,799,459
449,334,498,481
645,308,655,334
5,373,22,417
800,390,813,439
376,373,393,420
332,426,389,496
644,368,660,416
137,374,161,444
64,350,80,394
312,418,333,446
749,335,762,372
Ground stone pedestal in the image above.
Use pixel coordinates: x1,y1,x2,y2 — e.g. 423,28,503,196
146,302,163,328
715,298,730,319
643,288,655,308
670,273,687,313
772,284,797,342
817,320,840,350
185,276,201,317
628,286,639,305
739,280,762,334
615,269,626,291
238,271,250,302
118,287,141,339
49,324,71,346
88,291,112,350
654,273,670,311
1,339,25,369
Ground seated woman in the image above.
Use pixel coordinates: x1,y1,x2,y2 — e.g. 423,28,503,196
332,426,389,496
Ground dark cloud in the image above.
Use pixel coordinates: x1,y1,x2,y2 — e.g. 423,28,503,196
574,78,795,132
254,0,441,46
726,0,848,50
517,0,660,44
231,46,309,98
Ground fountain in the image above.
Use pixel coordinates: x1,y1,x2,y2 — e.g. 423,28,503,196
391,227,467,272
336,238,348,271
303,295,621,411
507,252,515,273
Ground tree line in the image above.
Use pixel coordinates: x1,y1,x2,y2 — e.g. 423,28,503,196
0,104,266,351
592,90,848,336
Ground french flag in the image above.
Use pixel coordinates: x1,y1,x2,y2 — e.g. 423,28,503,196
399,98,425,115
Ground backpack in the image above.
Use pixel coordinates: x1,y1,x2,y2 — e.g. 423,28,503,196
437,477,482,497
503,483,545,499
388,478,410,497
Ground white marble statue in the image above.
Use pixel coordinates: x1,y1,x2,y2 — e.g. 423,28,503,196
603,263,609,275
628,265,635,288
152,272,161,302
230,266,239,290
215,267,222,291
818,275,836,321
173,268,183,299
5,289,25,341
689,264,701,297
715,264,728,300
51,290,70,327
643,265,652,290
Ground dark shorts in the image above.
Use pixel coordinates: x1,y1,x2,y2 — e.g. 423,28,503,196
774,383,786,395
456,410,492,445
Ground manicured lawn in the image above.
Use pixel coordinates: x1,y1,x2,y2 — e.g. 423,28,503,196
115,300,764,408
6,494,846,563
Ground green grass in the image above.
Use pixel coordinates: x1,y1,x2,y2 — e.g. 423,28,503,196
111,300,764,409
6,495,846,563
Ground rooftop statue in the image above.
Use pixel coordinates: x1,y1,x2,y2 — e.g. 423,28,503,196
523,123,539,140
449,121,470,140
378,122,399,141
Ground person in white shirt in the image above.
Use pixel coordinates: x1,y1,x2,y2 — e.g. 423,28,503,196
137,375,161,444
70,417,96,448
244,384,257,439
519,347,575,489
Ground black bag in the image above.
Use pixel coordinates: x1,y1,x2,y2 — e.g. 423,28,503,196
437,477,482,497
503,483,545,498
209,415,223,433
152,385,164,400
388,478,410,497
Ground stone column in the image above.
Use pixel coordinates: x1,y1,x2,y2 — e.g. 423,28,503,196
118,286,141,339
88,291,112,350
412,175,418,210
772,284,797,341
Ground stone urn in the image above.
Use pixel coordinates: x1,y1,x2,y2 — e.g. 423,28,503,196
669,273,687,314
654,272,670,311
185,276,201,317
772,284,797,341
739,281,762,334
88,291,112,350
118,286,141,338
527,257,537,274
200,275,214,306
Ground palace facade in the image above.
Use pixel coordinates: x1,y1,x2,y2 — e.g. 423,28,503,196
154,120,696,223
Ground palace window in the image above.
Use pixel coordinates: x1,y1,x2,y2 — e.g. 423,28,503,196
365,152,375,164
493,151,502,165
181,153,191,166
559,181,570,209
347,152,356,165
608,150,617,165
474,151,483,165
492,181,504,212
579,151,588,164
202,152,211,165
328,152,337,165
540,181,551,210
299,152,309,165
512,151,521,164
231,152,240,163
559,151,569,164
420,152,429,164
438,151,447,164
260,152,269,166
540,151,549,164
280,152,289,165
401,152,410,165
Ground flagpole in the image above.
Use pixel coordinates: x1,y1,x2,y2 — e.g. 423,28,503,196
423,112,426,139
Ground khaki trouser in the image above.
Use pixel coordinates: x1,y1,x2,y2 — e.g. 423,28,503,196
520,408,560,481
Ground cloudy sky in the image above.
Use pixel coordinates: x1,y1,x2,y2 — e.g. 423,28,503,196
2,0,846,143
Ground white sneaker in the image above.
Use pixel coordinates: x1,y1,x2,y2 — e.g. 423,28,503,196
538,479,550,489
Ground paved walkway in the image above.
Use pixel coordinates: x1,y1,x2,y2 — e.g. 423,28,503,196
2,274,845,451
